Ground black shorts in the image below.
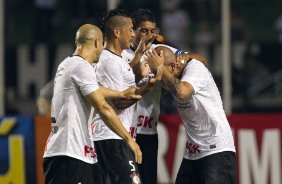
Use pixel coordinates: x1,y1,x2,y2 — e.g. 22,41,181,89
43,156,102,184
176,151,236,184
136,133,158,184
94,139,142,184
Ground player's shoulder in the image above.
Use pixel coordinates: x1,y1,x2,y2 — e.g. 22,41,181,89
122,49,135,56
60,56,90,70
99,49,124,62
184,59,210,77
188,59,206,68
96,50,123,72
121,49,135,63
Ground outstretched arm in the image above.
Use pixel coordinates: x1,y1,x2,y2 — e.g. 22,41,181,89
97,86,142,100
86,90,142,164
111,66,163,110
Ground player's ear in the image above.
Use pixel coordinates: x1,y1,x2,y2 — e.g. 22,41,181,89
94,39,98,48
113,28,120,38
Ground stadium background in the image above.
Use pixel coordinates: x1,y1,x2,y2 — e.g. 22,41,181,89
1,0,282,183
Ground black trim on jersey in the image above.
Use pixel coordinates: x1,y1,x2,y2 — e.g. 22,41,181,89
70,54,85,60
104,48,123,58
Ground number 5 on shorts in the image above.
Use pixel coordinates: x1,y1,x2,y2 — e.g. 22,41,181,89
129,161,136,171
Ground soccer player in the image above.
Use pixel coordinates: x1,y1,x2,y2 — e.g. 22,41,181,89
43,24,142,184
122,9,208,184
150,46,236,184
92,9,163,184
121,9,184,184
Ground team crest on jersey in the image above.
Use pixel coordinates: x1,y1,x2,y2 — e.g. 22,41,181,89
130,172,141,184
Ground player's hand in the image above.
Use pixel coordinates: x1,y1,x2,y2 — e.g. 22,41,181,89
147,65,163,85
140,61,151,77
126,138,142,164
120,87,142,100
176,54,190,71
136,35,157,54
176,53,208,68
145,48,164,71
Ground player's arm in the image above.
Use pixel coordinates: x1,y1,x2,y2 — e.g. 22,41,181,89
161,66,194,100
176,53,208,67
97,86,142,100
85,90,142,164
188,53,207,65
112,49,164,110
174,81,194,100
111,67,163,110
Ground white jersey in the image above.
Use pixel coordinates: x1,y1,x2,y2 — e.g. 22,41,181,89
44,56,99,164
136,82,162,134
174,59,235,160
93,49,137,140
122,44,182,134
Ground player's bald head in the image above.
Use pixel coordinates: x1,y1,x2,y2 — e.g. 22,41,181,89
155,46,176,66
75,24,103,46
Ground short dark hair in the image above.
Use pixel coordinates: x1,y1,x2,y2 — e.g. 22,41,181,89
100,9,130,34
131,9,156,29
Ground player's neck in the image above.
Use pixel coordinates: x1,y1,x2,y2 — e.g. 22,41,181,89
104,40,122,56
73,49,92,64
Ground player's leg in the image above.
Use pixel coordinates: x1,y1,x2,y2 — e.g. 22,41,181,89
200,151,236,184
43,156,101,184
91,162,104,184
94,140,112,184
136,133,158,184
111,140,142,184
95,139,142,184
176,158,199,184
43,156,67,184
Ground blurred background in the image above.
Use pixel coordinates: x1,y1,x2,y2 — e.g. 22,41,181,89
3,0,282,115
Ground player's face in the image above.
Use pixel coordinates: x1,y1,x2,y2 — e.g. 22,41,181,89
120,18,135,50
174,67,182,78
134,21,158,46
165,56,180,77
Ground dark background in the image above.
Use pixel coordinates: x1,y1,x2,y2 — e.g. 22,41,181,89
4,0,282,114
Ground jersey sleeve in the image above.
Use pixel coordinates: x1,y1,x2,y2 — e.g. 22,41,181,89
71,62,99,96
181,59,208,94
